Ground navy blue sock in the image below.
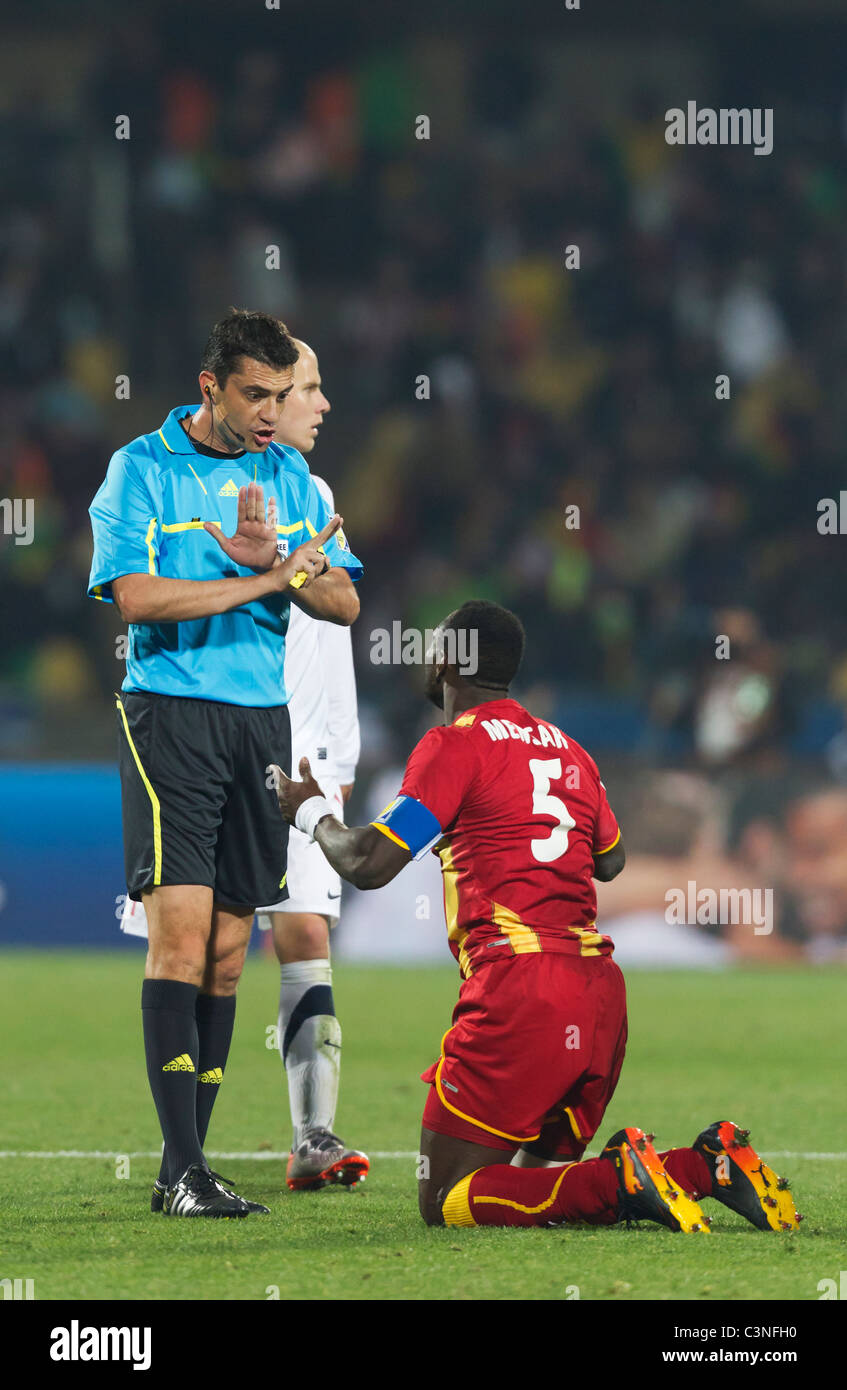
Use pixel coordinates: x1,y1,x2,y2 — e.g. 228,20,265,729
157,992,237,1185
142,978,203,1187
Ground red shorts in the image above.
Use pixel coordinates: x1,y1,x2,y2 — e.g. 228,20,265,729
421,952,627,1158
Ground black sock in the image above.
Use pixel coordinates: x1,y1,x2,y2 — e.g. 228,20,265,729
157,992,237,1185
142,978,203,1187
195,993,237,1151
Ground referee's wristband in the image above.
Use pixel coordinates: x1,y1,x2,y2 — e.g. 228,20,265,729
295,796,335,840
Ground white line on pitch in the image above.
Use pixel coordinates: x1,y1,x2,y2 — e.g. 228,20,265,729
766,1152,847,1160
0,1149,844,1161
0,1150,419,1161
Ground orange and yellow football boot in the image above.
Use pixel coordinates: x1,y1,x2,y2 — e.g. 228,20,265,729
600,1126,711,1233
693,1121,802,1231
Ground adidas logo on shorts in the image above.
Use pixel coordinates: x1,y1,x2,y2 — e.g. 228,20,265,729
162,1053,195,1072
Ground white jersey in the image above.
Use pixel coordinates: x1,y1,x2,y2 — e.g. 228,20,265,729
285,475,360,784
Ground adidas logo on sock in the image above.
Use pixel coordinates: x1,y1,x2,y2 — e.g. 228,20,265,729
218,479,239,497
162,1054,195,1072
198,1067,223,1084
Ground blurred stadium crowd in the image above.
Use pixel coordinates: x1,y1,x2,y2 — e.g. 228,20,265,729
2,7,847,958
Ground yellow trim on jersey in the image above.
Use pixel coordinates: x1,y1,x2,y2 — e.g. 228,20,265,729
442,1171,480,1228
302,515,328,554
276,521,306,535
145,518,157,574
434,1027,541,1144
438,841,473,978
185,460,207,494
161,520,221,533
115,695,161,884
571,924,603,957
594,828,621,854
370,821,410,853
158,429,175,454
491,899,541,954
473,1162,576,1217
563,1107,582,1143
92,585,105,601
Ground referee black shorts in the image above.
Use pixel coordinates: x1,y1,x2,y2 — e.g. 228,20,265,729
116,690,291,909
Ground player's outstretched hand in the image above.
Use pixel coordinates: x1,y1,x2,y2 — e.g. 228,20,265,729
288,513,343,590
270,757,326,825
204,483,279,572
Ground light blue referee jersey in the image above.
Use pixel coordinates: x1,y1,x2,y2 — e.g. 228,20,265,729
88,405,363,707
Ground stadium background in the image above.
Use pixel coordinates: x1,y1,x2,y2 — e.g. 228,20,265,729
1,0,847,970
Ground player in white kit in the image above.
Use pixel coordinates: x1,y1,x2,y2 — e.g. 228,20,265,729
121,338,369,1196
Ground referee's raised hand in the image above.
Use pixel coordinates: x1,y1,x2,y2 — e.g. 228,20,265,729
204,482,280,572
286,513,343,589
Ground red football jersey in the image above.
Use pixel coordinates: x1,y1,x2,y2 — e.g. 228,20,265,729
397,698,620,976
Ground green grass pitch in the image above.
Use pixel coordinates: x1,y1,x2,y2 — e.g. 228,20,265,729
1,950,845,1301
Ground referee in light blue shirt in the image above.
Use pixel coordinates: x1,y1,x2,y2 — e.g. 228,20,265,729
88,310,362,1218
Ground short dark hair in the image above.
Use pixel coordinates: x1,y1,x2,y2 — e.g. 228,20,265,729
201,309,299,388
442,600,525,689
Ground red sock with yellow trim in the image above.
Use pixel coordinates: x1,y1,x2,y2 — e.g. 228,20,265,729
658,1147,711,1199
442,1157,620,1228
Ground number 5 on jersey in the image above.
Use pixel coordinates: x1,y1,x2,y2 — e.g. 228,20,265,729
529,758,576,863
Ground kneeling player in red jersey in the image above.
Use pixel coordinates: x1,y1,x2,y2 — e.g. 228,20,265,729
272,601,801,1236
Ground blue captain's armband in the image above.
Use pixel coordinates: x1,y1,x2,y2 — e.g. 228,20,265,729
370,794,443,860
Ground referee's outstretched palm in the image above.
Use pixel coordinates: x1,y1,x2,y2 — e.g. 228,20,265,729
204,482,280,572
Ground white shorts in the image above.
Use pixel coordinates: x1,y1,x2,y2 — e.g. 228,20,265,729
118,780,344,940
119,895,150,939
